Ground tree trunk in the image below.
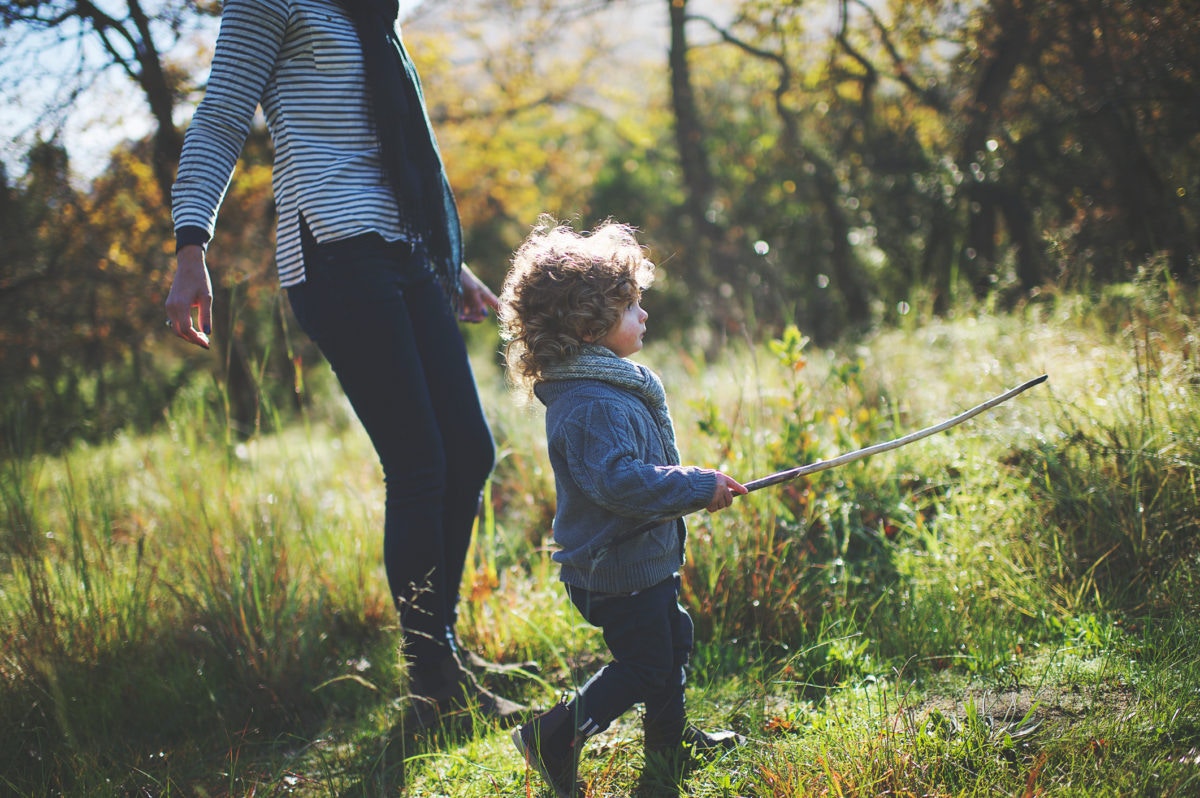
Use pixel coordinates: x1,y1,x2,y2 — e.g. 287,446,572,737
958,0,1031,299
667,0,719,251
125,0,185,204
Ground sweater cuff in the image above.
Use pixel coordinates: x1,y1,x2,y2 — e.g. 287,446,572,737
175,225,211,253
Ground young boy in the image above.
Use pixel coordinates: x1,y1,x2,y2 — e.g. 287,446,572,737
498,217,747,797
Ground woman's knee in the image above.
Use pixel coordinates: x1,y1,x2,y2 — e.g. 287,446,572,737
381,447,447,500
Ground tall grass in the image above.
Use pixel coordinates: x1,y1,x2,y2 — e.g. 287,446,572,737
1,273,1198,795
0,401,402,793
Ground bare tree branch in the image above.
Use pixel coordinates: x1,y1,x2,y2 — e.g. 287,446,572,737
1,1,214,189
845,0,947,112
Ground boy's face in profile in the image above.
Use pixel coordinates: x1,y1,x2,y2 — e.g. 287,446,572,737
594,298,648,357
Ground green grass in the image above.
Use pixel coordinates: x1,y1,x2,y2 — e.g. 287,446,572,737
2,278,1198,796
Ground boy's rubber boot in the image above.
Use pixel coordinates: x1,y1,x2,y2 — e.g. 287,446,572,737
512,699,585,798
634,746,687,798
635,724,746,796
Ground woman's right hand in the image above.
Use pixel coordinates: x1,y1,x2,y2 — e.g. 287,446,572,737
165,245,213,349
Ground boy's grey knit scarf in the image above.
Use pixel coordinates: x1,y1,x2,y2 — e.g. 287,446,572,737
541,344,680,465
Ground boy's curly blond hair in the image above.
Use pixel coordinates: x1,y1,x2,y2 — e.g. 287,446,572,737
499,216,656,395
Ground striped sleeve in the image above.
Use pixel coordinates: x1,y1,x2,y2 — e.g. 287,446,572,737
171,0,289,241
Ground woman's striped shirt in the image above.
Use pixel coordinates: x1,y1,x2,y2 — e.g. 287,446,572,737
172,0,411,287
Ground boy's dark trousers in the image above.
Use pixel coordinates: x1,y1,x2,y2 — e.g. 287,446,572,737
565,574,693,748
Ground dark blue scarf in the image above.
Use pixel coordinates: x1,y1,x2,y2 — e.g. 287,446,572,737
339,0,463,305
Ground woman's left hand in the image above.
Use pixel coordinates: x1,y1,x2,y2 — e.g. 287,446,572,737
459,263,500,323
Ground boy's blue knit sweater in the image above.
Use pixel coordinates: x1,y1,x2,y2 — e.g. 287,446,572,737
534,376,719,594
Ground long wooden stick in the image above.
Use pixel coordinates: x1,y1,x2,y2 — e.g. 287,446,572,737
592,374,1048,558
743,373,1048,492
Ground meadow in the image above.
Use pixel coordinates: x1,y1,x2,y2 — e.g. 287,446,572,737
2,276,1198,796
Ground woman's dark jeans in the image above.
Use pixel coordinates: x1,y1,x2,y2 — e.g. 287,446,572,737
288,229,495,667
566,575,693,747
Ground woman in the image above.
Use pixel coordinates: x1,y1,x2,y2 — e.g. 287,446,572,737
164,0,523,730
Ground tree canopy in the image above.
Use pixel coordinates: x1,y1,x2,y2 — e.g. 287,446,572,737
1,0,1196,453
